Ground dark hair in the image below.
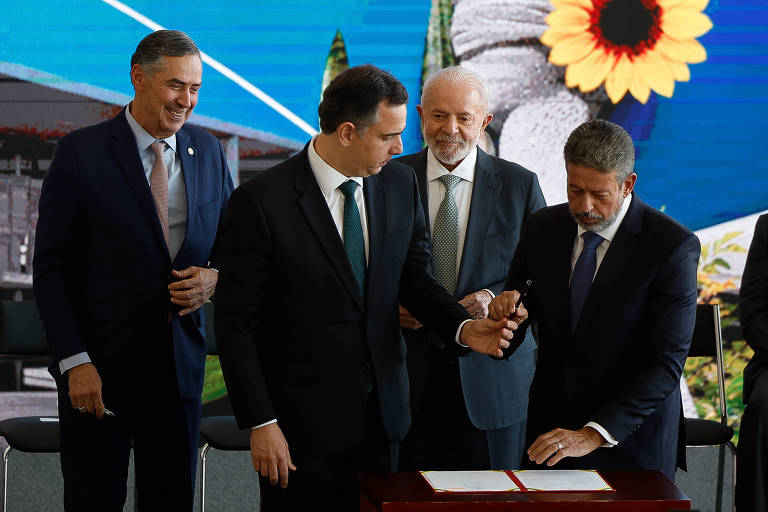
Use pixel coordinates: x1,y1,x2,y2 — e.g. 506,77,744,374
318,64,408,134
130,30,200,76
564,119,635,182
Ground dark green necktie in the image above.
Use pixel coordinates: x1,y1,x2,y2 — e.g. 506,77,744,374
339,180,366,297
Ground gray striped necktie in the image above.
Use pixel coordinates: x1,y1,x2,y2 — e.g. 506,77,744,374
432,174,460,295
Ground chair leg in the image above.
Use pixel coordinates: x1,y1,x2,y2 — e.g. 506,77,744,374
2,445,12,512
199,444,210,512
715,442,726,512
729,442,736,512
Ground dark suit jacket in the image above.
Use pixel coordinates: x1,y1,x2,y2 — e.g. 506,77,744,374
33,110,234,399
503,195,700,479
740,214,768,402
397,148,545,430
213,146,472,463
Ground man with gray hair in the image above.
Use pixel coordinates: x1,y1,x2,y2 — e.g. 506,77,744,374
398,65,545,470
34,30,233,510
489,119,699,479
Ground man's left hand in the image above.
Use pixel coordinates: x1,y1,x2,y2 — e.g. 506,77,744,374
458,318,515,358
459,290,493,319
527,427,604,466
169,266,218,316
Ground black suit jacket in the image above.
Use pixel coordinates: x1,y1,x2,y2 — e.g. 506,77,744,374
740,214,768,402
397,148,545,430
214,146,471,462
33,110,234,399
504,195,700,479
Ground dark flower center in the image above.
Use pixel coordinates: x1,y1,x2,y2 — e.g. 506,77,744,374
590,0,662,57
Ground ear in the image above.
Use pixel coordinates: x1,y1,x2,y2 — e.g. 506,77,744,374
416,104,424,122
337,121,357,147
480,112,494,132
130,64,145,91
622,173,637,197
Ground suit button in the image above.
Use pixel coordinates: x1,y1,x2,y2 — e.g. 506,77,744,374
360,363,372,372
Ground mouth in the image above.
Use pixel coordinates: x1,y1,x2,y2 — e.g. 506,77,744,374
166,106,186,121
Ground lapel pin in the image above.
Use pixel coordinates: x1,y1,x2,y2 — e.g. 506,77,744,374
188,147,194,155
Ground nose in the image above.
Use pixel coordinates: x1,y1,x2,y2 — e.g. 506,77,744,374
177,88,192,108
441,116,458,134
390,135,403,156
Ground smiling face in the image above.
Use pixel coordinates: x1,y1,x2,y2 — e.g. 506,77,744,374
130,54,202,139
567,162,636,231
343,101,407,177
418,79,492,170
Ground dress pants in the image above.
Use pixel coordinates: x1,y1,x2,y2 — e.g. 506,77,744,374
737,368,768,512
57,338,202,512
259,392,396,512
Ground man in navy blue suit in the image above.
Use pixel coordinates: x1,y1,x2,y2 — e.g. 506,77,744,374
33,30,233,511
490,119,699,480
214,64,518,511
397,66,545,471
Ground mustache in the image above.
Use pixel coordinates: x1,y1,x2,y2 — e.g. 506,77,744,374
572,211,605,220
435,135,465,144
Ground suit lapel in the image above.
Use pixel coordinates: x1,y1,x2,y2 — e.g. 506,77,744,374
574,195,642,336
363,173,385,311
175,128,196,261
457,149,501,295
294,149,364,311
108,112,170,260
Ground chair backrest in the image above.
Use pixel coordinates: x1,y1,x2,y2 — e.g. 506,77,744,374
688,303,727,423
0,300,49,355
204,301,217,355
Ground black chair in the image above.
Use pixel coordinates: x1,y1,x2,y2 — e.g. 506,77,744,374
198,303,250,512
685,303,736,512
0,300,57,512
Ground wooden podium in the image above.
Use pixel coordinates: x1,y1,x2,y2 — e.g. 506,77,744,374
359,471,690,511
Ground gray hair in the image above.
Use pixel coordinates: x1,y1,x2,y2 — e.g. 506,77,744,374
564,119,635,182
130,30,200,76
421,66,490,113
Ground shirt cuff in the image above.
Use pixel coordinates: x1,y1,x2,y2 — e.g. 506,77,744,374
59,352,91,375
455,319,473,347
585,421,618,447
481,288,495,299
251,419,277,430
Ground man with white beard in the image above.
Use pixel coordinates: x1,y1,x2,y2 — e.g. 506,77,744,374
398,66,546,470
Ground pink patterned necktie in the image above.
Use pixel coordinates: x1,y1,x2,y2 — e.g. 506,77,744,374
150,141,170,247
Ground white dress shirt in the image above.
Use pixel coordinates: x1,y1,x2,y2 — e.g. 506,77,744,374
570,193,633,446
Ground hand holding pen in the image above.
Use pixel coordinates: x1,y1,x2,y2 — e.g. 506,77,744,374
487,279,533,323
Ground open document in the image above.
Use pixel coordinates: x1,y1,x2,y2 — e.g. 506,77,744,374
420,469,614,493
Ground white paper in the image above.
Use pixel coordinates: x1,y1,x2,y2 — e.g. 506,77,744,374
513,470,613,491
420,470,521,492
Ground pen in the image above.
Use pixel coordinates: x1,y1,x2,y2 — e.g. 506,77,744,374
511,279,533,319
103,408,116,417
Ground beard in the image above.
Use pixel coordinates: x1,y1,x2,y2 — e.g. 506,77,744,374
425,133,474,166
569,195,624,232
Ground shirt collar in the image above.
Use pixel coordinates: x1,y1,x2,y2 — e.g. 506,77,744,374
307,136,363,198
576,193,633,243
426,145,477,183
125,103,177,154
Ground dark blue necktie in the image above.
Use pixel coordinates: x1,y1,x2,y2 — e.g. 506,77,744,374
569,231,604,333
339,180,366,298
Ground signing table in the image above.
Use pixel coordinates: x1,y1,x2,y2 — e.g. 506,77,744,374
359,470,690,511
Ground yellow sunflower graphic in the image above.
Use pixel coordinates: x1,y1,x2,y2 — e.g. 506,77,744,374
542,0,713,103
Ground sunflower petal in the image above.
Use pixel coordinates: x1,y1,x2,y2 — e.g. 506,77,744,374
657,0,687,10
541,28,567,47
655,34,707,63
662,10,713,38
548,32,597,65
636,52,676,97
605,54,633,103
685,0,710,12
664,57,690,81
546,6,591,33
550,0,593,9
578,50,615,92
628,74,652,104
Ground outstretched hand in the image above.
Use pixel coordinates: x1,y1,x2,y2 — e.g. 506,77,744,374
458,317,518,358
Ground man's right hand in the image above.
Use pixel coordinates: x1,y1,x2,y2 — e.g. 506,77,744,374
399,304,423,330
488,290,528,324
250,422,297,488
67,362,105,419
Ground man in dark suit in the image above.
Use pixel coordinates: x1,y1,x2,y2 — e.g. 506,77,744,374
32,30,234,511
213,65,518,511
489,119,699,480
397,66,545,471
737,213,768,511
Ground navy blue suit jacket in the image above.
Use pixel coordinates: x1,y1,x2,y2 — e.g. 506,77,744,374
214,146,472,463
397,148,545,430
33,110,234,399
504,195,699,479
